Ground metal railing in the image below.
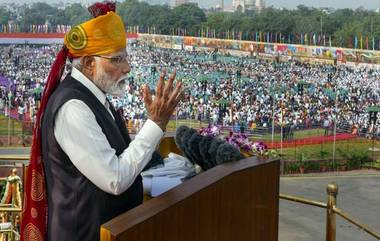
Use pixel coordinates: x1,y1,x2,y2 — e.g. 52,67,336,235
280,183,380,241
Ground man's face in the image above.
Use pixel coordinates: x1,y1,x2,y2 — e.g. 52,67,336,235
92,50,131,97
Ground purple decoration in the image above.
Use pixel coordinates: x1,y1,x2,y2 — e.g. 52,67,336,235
198,126,271,157
199,124,221,137
0,76,16,91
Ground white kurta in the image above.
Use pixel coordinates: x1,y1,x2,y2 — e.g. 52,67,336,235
54,68,164,195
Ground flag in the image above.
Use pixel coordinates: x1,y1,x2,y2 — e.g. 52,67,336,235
354,35,358,49
372,37,375,50
360,35,363,49
329,35,332,47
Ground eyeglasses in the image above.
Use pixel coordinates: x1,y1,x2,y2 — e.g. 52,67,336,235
94,54,129,65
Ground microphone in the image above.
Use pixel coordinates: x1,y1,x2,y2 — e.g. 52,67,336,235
216,143,244,164
175,126,244,171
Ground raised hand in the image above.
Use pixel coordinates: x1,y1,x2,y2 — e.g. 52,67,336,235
143,69,183,131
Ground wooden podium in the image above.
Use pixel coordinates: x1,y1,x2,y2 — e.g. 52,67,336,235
101,136,280,241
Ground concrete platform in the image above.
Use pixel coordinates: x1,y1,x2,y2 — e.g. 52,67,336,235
280,174,380,241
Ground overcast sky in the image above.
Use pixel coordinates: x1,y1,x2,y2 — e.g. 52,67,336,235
0,0,379,10
201,0,380,9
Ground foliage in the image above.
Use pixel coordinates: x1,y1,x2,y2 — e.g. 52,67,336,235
304,161,320,172
1,2,380,48
363,161,380,169
319,150,329,159
285,162,300,173
0,7,10,25
328,161,339,170
297,152,308,163
337,148,370,169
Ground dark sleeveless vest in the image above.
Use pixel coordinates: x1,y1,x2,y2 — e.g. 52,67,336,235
41,75,143,241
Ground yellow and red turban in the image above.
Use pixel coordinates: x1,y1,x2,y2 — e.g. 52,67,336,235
64,11,126,57
21,2,126,240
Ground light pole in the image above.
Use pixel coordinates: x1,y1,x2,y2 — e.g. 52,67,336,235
332,67,338,171
320,14,323,38
280,100,284,155
332,90,338,168
7,82,12,146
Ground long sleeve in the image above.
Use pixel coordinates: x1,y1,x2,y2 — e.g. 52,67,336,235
54,99,164,195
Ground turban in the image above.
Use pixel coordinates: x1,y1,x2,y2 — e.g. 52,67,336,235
64,11,126,57
21,2,126,240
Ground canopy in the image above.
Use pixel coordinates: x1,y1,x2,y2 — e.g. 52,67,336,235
366,106,380,113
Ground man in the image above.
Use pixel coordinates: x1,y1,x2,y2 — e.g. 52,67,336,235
18,102,25,121
21,2,183,241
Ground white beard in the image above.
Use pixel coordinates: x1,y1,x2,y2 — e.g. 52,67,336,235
106,78,127,97
93,61,127,97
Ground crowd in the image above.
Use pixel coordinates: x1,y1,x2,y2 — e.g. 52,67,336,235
0,45,59,123
1,43,380,136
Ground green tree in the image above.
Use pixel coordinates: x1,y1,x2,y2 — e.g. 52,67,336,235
0,7,10,24
7,0,380,49
171,3,206,35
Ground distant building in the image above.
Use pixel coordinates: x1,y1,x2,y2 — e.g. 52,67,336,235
233,0,265,12
255,0,265,13
174,0,190,7
232,0,245,11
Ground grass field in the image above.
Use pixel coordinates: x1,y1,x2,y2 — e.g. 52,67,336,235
0,115,24,136
260,128,326,141
278,139,380,161
1,115,379,162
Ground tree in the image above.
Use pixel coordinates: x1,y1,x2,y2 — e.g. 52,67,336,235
171,3,206,34
2,0,379,49
0,7,10,24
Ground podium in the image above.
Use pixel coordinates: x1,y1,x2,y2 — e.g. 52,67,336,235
101,137,280,241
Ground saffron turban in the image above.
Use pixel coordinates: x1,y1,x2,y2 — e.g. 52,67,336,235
64,11,126,57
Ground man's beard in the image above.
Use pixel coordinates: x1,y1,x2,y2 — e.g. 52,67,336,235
93,62,127,97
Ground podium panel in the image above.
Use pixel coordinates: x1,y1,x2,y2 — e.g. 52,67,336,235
101,156,279,241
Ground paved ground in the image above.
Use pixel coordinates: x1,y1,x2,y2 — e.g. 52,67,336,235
280,175,380,241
